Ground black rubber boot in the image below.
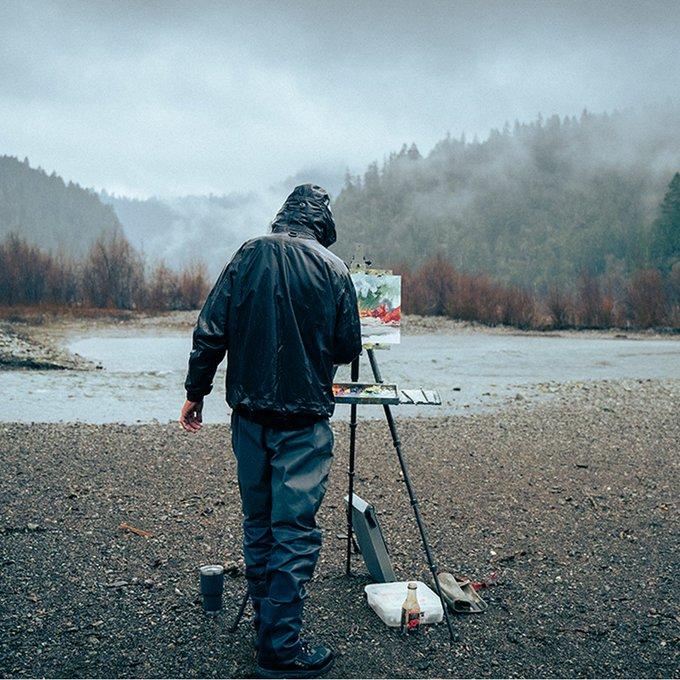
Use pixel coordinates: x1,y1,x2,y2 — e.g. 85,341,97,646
255,643,334,679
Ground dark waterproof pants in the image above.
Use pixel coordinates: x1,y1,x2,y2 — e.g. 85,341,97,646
230,412,334,664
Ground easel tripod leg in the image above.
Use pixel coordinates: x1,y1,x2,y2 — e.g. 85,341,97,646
227,588,250,633
367,349,458,642
346,356,360,575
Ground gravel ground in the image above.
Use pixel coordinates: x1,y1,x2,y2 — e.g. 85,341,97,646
1,379,678,678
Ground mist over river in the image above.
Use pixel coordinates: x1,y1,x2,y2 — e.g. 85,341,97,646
1,329,678,424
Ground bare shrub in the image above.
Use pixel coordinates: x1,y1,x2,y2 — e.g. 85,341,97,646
82,232,144,309
0,233,78,306
499,285,537,329
146,261,180,311
574,271,604,327
407,255,457,316
627,269,668,328
404,256,537,328
177,262,210,309
546,283,573,329
45,251,79,304
0,233,46,304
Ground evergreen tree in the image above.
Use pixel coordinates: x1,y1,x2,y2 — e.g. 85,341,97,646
650,172,680,272
407,143,421,160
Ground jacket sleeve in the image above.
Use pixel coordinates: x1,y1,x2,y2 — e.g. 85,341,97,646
332,271,363,365
184,255,237,402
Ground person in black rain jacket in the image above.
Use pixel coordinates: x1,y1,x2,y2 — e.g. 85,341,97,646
180,184,362,678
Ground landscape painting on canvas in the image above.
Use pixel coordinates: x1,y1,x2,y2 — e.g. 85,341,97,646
351,273,401,345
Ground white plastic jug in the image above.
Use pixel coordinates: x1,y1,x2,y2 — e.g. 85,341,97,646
364,581,443,627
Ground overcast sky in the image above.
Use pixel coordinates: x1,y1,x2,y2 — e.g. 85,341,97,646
1,0,679,197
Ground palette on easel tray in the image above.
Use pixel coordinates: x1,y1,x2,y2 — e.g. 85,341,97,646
332,382,400,405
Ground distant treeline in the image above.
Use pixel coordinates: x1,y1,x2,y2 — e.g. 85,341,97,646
400,257,679,330
0,232,209,311
334,110,680,289
2,231,676,328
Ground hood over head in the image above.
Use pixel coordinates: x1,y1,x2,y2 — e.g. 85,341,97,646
270,184,337,247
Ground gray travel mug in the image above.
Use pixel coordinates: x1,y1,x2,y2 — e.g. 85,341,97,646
199,564,224,613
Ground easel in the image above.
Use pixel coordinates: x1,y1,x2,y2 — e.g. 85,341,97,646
340,258,457,642
228,255,458,642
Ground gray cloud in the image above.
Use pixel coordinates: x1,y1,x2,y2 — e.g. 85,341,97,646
1,0,679,197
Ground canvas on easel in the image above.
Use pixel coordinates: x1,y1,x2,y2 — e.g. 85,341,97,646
351,272,401,345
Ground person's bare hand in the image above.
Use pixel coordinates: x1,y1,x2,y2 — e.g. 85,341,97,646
179,400,203,432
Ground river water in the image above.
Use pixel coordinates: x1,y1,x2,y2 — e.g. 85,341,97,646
1,330,678,424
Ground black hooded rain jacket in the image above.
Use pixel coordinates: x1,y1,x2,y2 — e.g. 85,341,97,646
184,184,362,428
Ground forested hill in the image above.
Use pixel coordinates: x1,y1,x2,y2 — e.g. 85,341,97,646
0,156,121,256
332,109,680,289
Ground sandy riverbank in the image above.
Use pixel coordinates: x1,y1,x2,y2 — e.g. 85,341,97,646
0,324,97,370
1,379,678,677
7,308,679,338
